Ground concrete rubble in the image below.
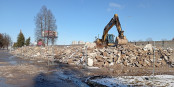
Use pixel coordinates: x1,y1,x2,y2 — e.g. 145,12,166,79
11,43,174,68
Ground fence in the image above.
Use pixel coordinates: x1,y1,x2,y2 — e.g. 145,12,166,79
130,40,174,49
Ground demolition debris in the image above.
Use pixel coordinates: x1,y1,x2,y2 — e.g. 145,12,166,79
11,43,174,68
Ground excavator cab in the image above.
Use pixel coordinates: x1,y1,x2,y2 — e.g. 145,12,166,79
106,34,115,46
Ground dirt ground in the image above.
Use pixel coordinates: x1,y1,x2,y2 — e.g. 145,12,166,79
0,50,174,87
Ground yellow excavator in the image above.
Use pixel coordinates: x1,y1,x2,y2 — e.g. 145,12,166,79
96,14,128,47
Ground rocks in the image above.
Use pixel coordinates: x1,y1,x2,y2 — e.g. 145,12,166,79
102,52,108,57
85,42,96,49
36,52,41,56
144,44,153,51
11,43,174,68
95,55,103,62
67,59,74,65
64,49,71,54
116,52,122,64
88,58,93,66
169,52,174,62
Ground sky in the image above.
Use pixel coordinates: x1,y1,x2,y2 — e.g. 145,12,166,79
0,0,174,45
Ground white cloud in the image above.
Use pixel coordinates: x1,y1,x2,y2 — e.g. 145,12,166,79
109,2,121,8
107,2,122,12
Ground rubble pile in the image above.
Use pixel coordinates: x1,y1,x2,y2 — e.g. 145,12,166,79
11,46,53,60
11,46,83,61
11,43,174,68
89,44,174,68
55,43,174,68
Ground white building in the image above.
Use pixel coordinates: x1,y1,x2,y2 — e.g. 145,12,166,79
78,41,85,44
72,41,78,45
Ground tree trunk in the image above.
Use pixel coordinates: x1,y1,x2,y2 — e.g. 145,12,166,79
47,37,49,46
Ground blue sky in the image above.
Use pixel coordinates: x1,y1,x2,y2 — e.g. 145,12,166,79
0,0,174,45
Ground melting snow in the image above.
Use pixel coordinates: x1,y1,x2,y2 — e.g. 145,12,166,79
90,75,174,87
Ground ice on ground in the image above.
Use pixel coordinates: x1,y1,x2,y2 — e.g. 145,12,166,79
90,75,174,87
87,66,99,69
91,78,128,87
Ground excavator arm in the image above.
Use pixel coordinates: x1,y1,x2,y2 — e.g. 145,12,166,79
102,14,125,41
102,17,115,41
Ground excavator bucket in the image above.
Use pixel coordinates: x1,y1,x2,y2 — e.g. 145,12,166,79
115,36,128,45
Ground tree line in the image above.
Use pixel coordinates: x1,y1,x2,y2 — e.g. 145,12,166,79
13,30,30,48
0,33,12,50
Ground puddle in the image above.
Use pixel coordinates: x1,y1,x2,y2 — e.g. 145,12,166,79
88,77,134,87
8,55,15,60
6,55,34,65
54,71,89,87
33,71,89,87
9,61,17,65
0,77,17,87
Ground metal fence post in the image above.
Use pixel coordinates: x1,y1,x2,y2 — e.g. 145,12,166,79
48,46,49,66
85,46,87,67
21,47,22,57
153,41,155,85
52,46,54,65
162,41,164,47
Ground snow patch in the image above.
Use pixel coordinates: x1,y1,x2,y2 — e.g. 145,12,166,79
90,75,174,87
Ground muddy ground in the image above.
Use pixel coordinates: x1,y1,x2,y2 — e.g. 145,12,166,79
0,50,174,87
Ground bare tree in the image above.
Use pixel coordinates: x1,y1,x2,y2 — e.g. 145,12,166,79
146,37,153,41
47,9,57,45
132,40,136,42
4,33,12,50
0,33,3,48
161,38,167,41
35,12,43,42
138,39,143,42
0,33,12,50
35,6,57,46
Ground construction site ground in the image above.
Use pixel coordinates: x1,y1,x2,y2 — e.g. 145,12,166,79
0,50,174,87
